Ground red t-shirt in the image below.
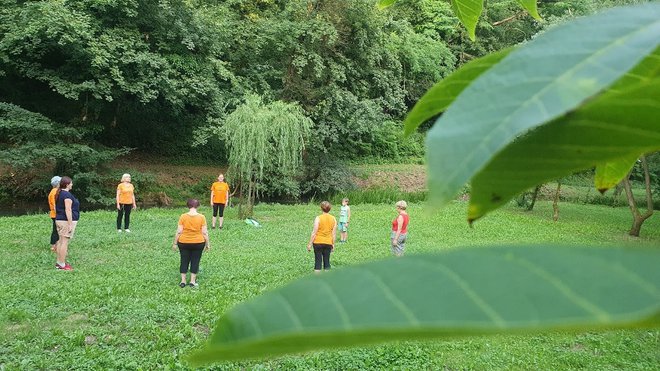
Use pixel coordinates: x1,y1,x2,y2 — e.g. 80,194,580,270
392,214,409,233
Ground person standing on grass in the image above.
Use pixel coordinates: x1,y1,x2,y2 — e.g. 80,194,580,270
210,174,229,229
338,198,351,243
54,176,79,270
307,201,337,273
48,176,61,252
391,200,409,257
173,199,210,288
116,173,137,233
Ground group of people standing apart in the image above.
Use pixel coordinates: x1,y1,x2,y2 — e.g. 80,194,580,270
47,173,409,283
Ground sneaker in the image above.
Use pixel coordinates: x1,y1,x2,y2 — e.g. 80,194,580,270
56,263,73,271
179,282,186,288
117,229,122,233
188,282,199,288
125,229,131,233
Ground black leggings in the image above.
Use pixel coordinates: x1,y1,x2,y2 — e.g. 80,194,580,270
178,242,205,274
50,218,59,245
212,203,225,217
313,243,332,270
117,204,133,229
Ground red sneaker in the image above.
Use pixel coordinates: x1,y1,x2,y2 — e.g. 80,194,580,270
56,264,73,271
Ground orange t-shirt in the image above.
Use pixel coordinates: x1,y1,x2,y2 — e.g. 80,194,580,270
211,182,229,204
117,182,135,205
178,213,207,244
48,188,57,218
313,213,337,245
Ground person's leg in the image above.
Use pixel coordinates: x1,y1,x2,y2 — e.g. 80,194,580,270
189,243,204,283
322,245,331,270
212,204,219,228
55,221,71,267
117,206,124,230
218,203,225,228
179,244,191,284
397,234,407,257
123,204,132,230
313,244,323,273
57,237,69,266
50,218,59,251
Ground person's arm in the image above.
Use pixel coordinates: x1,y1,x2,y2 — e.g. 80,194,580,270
116,188,121,210
132,192,137,209
210,188,214,207
173,225,183,251
331,220,337,250
307,217,320,251
225,187,229,206
202,225,210,251
393,215,403,245
347,206,351,224
64,198,73,232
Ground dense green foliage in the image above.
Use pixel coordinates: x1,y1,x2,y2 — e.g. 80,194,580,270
1,0,642,203
1,202,659,368
0,102,127,203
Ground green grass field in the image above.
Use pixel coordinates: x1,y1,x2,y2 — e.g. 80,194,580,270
1,201,659,369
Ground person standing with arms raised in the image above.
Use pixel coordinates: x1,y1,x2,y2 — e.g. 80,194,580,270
116,173,137,233
210,174,229,229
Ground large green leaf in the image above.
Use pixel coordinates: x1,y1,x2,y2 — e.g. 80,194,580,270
189,245,660,364
595,155,640,193
404,48,512,136
450,0,484,41
516,0,541,20
468,48,660,221
426,4,660,211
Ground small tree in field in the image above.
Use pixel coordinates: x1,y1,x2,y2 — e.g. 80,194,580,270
623,155,655,237
223,95,312,218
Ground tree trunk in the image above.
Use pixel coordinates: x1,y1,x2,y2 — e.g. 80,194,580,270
552,182,561,221
623,156,654,237
527,185,541,211
240,178,255,219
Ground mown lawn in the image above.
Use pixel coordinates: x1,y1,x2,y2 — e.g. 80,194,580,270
1,201,659,369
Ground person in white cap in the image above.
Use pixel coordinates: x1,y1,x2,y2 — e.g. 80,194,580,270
48,176,62,251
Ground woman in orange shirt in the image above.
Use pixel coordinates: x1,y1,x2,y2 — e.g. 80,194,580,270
173,199,210,288
116,173,137,232
209,173,230,229
307,201,337,273
48,176,61,251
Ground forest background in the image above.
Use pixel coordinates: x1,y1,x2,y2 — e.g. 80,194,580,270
1,0,656,207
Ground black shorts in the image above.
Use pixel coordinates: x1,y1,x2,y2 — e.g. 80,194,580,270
212,203,226,217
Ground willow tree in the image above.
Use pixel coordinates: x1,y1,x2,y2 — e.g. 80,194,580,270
223,95,312,218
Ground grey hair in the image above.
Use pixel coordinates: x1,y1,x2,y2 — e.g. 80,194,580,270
50,176,62,188
395,200,407,210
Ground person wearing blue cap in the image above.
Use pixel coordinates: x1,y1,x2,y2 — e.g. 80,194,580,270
48,176,62,251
